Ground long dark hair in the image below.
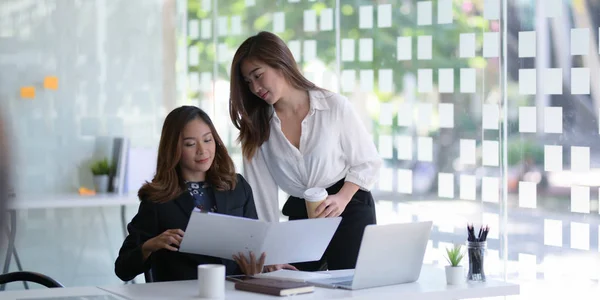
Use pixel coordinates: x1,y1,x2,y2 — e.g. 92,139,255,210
229,31,320,160
139,106,237,203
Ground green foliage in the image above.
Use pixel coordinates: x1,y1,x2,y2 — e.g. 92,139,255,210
90,158,112,176
445,244,464,267
507,139,544,166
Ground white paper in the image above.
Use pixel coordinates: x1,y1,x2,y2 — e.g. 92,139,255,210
254,269,332,282
437,0,453,24
396,135,413,160
288,40,301,62
438,68,454,93
417,137,433,162
360,69,374,92
438,173,454,198
483,32,499,58
545,0,562,18
460,68,476,93
397,102,413,127
519,106,537,133
417,1,432,25
460,139,476,165
320,8,333,31
201,19,212,39
341,39,355,62
397,36,412,61
544,145,563,172
188,46,199,66
378,69,393,93
341,70,356,93
438,103,453,128
482,104,499,130
570,222,589,250
189,20,199,39
126,148,158,194
482,177,499,203
417,35,432,60
570,28,589,55
417,103,432,129
188,72,200,92
518,181,537,208
544,219,562,247
482,140,499,166
571,146,590,172
303,40,317,62
543,68,562,95
378,135,393,159
304,10,317,32
230,15,242,35
377,4,392,28
460,33,476,58
519,69,536,95
218,16,228,36
397,169,412,194
460,175,476,200
570,185,590,213
418,69,433,93
179,212,341,265
359,38,373,62
571,68,590,94
544,106,562,133
359,6,373,29
273,12,285,33
484,0,499,20
518,31,536,58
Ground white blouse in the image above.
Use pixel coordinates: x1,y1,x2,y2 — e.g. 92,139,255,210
243,90,382,222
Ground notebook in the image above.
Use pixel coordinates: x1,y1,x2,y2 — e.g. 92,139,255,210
234,278,315,297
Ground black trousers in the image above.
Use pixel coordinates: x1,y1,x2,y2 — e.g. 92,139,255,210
281,179,377,271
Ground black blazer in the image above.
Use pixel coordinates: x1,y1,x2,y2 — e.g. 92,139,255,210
114,174,258,282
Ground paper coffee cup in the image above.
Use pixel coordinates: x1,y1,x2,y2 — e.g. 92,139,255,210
197,264,225,298
303,187,328,218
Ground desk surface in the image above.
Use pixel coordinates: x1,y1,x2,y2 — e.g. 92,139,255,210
0,286,124,299
8,193,140,210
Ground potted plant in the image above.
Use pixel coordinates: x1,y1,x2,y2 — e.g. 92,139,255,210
90,158,112,193
444,244,465,285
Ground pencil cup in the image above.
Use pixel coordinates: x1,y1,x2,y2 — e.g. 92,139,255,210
197,264,225,298
467,241,486,282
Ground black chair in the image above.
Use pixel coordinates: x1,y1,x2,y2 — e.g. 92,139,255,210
144,269,154,283
0,271,63,289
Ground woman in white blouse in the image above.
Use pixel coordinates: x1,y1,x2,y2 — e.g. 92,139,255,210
229,31,382,271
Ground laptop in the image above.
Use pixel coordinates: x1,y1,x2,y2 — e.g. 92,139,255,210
307,221,433,290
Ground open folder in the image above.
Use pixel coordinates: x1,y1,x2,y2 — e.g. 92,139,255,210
179,212,342,265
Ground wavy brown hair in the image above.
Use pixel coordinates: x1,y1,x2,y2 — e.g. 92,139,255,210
139,106,237,203
229,31,321,160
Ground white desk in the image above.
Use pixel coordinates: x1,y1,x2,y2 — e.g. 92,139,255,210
0,286,123,299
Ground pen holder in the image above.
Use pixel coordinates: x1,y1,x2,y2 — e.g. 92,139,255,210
467,241,486,282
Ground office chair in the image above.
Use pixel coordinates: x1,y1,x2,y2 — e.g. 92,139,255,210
0,271,63,289
144,269,154,283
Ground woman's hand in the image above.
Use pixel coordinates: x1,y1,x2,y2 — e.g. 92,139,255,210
141,229,184,259
233,251,266,276
315,193,351,218
263,264,299,273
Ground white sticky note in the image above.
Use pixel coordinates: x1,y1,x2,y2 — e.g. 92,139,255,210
417,1,432,25
200,72,212,92
417,137,433,162
397,36,412,61
379,102,394,125
273,12,285,33
418,69,433,93
288,0,300,2
201,0,211,11
483,140,499,166
482,213,499,239
519,181,537,208
438,0,453,24
544,145,563,172
359,6,373,29
396,135,413,160
303,40,316,62
544,219,563,247
417,103,432,129
571,68,590,94
217,43,229,63
460,175,476,200
341,70,356,93
517,253,536,280
460,68,476,93
544,106,562,134
379,69,393,93
460,33,476,58
341,39,355,62
304,10,317,32
417,36,432,60
519,106,537,133
189,20,200,39
379,168,393,192
397,102,413,127
188,72,199,92
518,31,536,58
438,103,453,128
230,15,242,35
519,69,536,95
545,0,562,18
320,8,333,31
218,16,228,36
483,32,499,58
379,135,393,159
201,19,212,39
460,139,476,165
571,28,589,55
571,185,590,213
288,40,301,62
397,169,413,194
360,69,374,92
438,68,454,93
543,68,562,95
438,173,454,198
188,46,199,66
245,0,255,6
570,222,589,250
484,0,499,20
378,4,392,28
359,38,373,62
482,104,499,130
571,146,590,172
482,177,499,203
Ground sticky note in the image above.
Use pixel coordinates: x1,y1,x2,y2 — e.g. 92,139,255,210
217,43,229,63
189,72,200,92
544,145,563,172
482,177,499,203
379,168,393,192
571,28,589,55
320,8,333,31
378,69,393,93
245,0,255,6
518,181,537,208
188,20,199,39
359,38,373,62
571,146,590,172
341,70,356,93
43,76,58,90
200,72,212,92
397,36,412,61
460,139,476,165
571,185,590,213
188,46,199,66
482,140,499,166
482,213,499,239
482,104,499,130
544,219,563,247
397,102,413,127
417,1,432,25
288,40,301,62
359,6,373,29
230,15,242,35
483,32,499,58
341,39,355,62
360,69,374,92
397,169,412,194
542,68,562,94
201,19,212,39
438,68,454,93
460,68,476,93
396,135,413,160
570,222,589,250
519,106,537,133
518,31,536,58
379,135,393,159
519,69,536,95
460,33,476,58
571,68,590,94
379,102,394,125
484,0,500,20
544,106,562,133
438,0,453,24
377,4,392,28
304,10,317,32
438,173,454,198
273,12,285,33
417,36,432,60
518,253,536,280
288,0,299,2
20,86,35,99
417,103,432,129
438,103,454,128
545,0,562,17
303,40,317,62
417,137,433,162
460,175,476,200
218,16,228,36
201,0,211,11
418,69,433,93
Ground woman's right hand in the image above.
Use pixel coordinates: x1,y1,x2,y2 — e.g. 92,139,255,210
141,229,184,259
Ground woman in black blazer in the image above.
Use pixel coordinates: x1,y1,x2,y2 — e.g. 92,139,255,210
114,106,289,282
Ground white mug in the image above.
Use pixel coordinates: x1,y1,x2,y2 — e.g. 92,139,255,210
197,264,225,298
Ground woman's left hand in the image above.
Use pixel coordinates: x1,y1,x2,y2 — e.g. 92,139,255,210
233,251,266,276
315,193,352,218
263,264,299,273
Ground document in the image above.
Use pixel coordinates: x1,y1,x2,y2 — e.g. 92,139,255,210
179,212,342,265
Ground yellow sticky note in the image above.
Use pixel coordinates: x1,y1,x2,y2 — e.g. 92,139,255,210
20,86,35,99
43,76,58,90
